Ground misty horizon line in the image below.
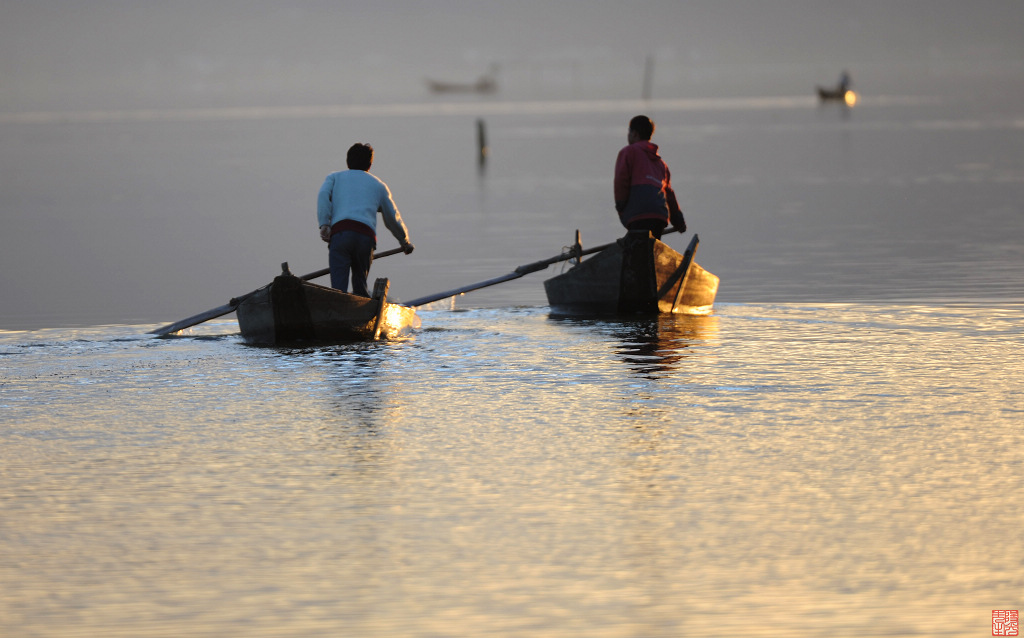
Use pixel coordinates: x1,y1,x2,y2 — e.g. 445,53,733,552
0,94,945,125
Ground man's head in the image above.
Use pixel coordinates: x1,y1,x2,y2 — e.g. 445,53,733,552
347,143,374,171
628,115,655,143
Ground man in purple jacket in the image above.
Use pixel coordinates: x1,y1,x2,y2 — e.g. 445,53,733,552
613,115,686,239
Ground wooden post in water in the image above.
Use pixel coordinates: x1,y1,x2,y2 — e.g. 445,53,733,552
642,54,654,101
477,118,488,167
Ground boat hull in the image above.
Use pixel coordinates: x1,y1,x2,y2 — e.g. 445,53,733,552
426,78,496,94
543,232,719,316
817,86,856,105
236,273,418,346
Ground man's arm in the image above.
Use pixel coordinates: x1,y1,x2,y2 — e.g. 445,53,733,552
664,167,686,232
378,184,414,253
317,174,335,228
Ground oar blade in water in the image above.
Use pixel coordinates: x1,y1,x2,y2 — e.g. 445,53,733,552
150,303,239,336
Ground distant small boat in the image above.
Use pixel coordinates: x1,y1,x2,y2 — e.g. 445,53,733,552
817,86,857,106
543,232,719,315
235,264,418,346
426,76,497,94
426,64,498,94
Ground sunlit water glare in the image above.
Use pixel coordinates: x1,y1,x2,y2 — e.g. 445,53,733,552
3,303,1022,637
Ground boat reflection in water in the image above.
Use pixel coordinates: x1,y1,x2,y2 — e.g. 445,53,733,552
551,312,720,378
611,313,720,377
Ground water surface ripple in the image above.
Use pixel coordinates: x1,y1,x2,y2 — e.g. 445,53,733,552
3,303,1022,637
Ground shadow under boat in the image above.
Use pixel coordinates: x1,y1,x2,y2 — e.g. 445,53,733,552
544,231,720,317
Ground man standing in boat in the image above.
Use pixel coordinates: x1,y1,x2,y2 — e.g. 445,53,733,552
317,143,414,296
614,115,686,239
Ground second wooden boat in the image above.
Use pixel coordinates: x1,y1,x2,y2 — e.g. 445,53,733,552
543,232,719,316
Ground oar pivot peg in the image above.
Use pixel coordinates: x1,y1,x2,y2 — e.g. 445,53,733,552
571,230,583,264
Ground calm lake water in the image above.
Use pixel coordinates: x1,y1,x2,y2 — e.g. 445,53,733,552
3,6,1024,633
3,303,1023,637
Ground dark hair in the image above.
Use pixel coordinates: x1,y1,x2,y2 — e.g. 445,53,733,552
347,143,374,171
629,115,655,140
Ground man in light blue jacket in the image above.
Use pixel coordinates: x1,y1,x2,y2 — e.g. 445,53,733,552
317,143,415,296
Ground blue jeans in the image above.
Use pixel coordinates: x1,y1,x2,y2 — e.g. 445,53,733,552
328,231,375,296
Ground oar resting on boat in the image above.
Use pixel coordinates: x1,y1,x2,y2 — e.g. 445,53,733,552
403,227,681,307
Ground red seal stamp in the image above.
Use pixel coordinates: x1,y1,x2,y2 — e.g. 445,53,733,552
993,610,1019,637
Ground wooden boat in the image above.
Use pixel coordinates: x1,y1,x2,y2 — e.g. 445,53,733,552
235,263,419,346
817,86,857,106
426,64,498,94
426,76,497,94
543,231,719,315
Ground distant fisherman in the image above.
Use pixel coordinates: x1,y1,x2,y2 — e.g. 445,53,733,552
838,69,851,93
317,143,415,296
614,115,686,239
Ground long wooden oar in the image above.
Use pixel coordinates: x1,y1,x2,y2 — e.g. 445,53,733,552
150,246,405,336
404,228,680,307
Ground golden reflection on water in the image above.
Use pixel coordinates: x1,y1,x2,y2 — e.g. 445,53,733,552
2,305,1023,637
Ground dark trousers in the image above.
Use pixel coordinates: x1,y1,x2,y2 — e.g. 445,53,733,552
328,231,375,296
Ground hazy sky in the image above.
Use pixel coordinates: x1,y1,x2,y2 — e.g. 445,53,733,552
3,1,1023,110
